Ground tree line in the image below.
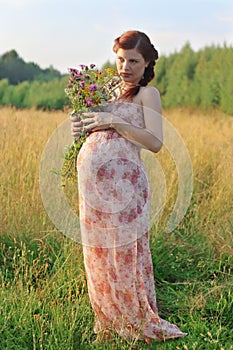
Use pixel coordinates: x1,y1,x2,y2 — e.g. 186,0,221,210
153,42,233,114
0,50,62,84
0,44,232,114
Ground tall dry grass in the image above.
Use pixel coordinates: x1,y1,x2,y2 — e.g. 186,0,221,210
1,106,232,254
0,107,66,238
159,108,232,255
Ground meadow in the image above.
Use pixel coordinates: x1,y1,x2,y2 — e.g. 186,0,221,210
0,107,232,350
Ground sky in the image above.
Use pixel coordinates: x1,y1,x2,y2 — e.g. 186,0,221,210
0,0,232,73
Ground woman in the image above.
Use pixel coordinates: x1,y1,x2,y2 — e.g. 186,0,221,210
71,30,187,343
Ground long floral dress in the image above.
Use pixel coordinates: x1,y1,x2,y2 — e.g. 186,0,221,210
77,101,187,341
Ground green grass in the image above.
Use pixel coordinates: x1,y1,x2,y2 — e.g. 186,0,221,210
0,230,232,349
0,107,232,349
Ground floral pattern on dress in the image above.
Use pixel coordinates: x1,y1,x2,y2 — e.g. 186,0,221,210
77,101,187,341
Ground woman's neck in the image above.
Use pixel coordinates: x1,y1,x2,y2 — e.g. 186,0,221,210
120,82,140,90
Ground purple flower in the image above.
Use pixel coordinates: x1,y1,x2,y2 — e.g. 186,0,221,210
88,83,98,91
85,97,94,106
80,64,88,70
68,67,79,74
67,83,72,88
74,74,83,79
79,81,85,88
90,64,96,69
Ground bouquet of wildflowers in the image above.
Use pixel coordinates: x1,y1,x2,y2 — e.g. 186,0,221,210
62,64,119,185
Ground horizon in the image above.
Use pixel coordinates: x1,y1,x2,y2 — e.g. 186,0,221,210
1,40,232,75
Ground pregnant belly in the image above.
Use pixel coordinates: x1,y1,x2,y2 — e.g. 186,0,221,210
77,130,141,169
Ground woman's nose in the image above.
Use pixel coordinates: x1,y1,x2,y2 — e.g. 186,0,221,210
122,60,129,70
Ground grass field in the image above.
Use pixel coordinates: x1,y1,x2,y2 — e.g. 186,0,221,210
0,107,232,350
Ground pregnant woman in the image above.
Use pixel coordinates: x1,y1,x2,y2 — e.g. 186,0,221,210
71,30,187,344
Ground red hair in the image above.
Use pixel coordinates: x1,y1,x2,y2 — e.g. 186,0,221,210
113,30,159,100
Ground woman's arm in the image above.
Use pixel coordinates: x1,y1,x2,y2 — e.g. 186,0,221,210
111,87,163,153
71,86,163,153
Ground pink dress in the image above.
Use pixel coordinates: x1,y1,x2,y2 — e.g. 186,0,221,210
77,101,187,341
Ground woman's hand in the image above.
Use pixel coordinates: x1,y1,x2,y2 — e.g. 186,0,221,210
81,111,114,131
70,112,83,137
70,111,114,137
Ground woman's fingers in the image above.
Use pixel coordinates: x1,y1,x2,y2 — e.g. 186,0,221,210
70,112,108,136
70,111,93,122
73,120,83,127
71,119,96,135
71,126,81,136
70,112,81,122
81,112,94,118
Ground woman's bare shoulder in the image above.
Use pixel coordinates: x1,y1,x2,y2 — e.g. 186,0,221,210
140,85,160,98
138,86,162,113
133,86,160,105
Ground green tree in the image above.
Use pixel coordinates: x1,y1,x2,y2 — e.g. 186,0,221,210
160,43,198,107
0,50,62,84
0,79,9,102
219,44,233,114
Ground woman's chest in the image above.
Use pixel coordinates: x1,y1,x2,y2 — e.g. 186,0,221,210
107,101,145,128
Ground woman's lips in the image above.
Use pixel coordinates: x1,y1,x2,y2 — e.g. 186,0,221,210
121,73,131,78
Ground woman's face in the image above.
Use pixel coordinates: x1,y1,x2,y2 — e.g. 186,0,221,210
116,48,148,85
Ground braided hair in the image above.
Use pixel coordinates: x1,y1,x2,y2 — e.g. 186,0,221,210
113,30,159,100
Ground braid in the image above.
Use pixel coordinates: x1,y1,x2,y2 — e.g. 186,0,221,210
139,61,156,86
